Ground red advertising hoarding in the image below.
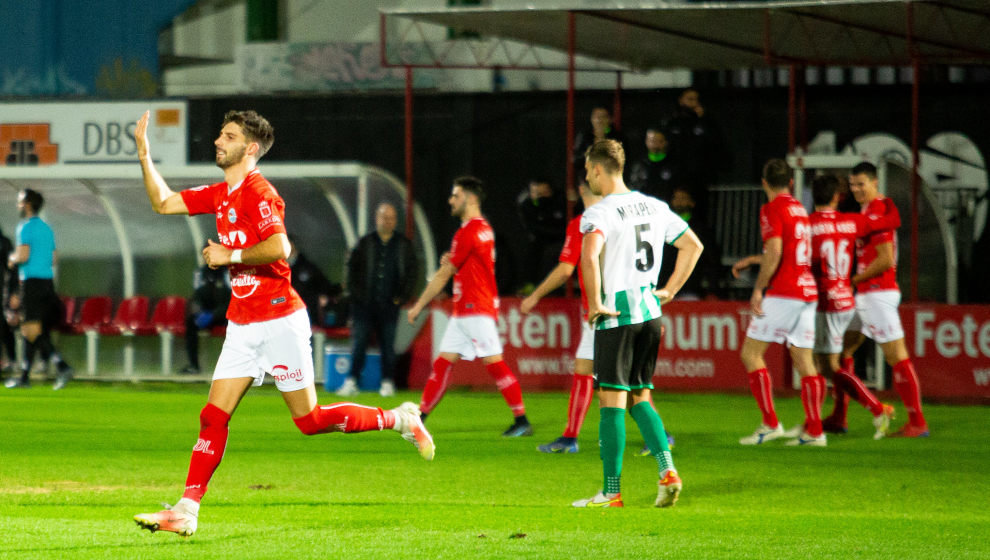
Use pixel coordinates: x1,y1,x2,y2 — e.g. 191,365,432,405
407,298,990,402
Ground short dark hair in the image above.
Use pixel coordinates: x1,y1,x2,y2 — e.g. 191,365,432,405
851,161,878,179
762,158,793,189
454,175,485,203
585,139,625,174
222,110,275,158
21,189,44,213
811,174,841,206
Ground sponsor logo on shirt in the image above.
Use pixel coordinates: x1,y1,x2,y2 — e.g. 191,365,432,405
220,231,247,246
231,269,262,298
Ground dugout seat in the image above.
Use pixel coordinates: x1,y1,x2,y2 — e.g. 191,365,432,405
54,296,77,334
98,295,150,376
148,296,186,375
73,296,113,375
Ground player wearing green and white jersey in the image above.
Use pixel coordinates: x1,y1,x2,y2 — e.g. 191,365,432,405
573,139,703,510
579,189,689,330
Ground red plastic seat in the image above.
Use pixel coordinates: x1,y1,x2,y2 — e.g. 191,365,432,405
73,296,113,335
55,296,78,334
147,295,186,336
101,295,150,335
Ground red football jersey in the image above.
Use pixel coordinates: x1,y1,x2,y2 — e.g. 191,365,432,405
181,169,305,324
558,214,588,313
449,217,499,319
810,209,860,312
855,196,900,293
759,193,817,302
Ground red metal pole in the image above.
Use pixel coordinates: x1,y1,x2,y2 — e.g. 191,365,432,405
404,66,415,240
565,11,576,299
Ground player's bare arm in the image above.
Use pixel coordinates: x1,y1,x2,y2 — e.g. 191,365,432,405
520,262,575,314
9,245,29,266
750,237,782,316
407,261,456,324
580,231,618,325
655,228,704,304
731,254,762,278
851,241,895,285
136,111,189,215
203,232,289,269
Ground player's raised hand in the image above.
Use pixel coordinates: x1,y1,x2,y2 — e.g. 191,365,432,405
135,111,151,163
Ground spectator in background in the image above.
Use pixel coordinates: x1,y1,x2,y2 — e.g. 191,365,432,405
663,88,728,221
5,189,73,389
658,187,724,300
572,106,624,169
627,127,680,202
1,225,19,375
180,254,231,375
516,178,567,294
287,236,338,329
337,202,418,398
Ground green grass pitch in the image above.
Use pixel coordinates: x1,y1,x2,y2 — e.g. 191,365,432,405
1,383,988,559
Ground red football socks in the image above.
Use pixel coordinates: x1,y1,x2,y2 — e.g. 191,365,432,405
420,357,453,415
182,404,230,502
800,375,826,437
293,403,393,435
562,374,594,438
833,361,883,416
893,359,926,427
486,360,526,416
747,368,778,428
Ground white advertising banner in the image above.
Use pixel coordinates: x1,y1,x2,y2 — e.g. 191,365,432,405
0,101,187,166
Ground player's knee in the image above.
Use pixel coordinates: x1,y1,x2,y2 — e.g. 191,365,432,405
293,409,320,435
200,403,230,430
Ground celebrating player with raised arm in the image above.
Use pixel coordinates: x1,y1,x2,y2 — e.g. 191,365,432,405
132,110,433,538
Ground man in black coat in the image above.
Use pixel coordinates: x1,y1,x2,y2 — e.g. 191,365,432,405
339,202,418,397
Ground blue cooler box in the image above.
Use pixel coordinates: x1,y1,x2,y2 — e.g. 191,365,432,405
323,345,381,391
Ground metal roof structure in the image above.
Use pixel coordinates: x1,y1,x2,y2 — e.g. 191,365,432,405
382,0,990,71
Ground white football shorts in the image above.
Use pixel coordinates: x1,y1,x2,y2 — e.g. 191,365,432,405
745,296,816,348
575,320,595,361
438,315,503,360
848,290,905,344
213,308,314,392
814,309,856,354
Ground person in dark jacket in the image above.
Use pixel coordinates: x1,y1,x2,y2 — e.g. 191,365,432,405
1,226,19,376
180,260,231,375
338,202,418,397
288,237,337,328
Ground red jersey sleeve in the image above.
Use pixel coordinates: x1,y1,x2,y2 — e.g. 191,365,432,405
558,216,583,266
248,189,288,240
760,203,782,242
181,184,220,216
448,226,474,269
